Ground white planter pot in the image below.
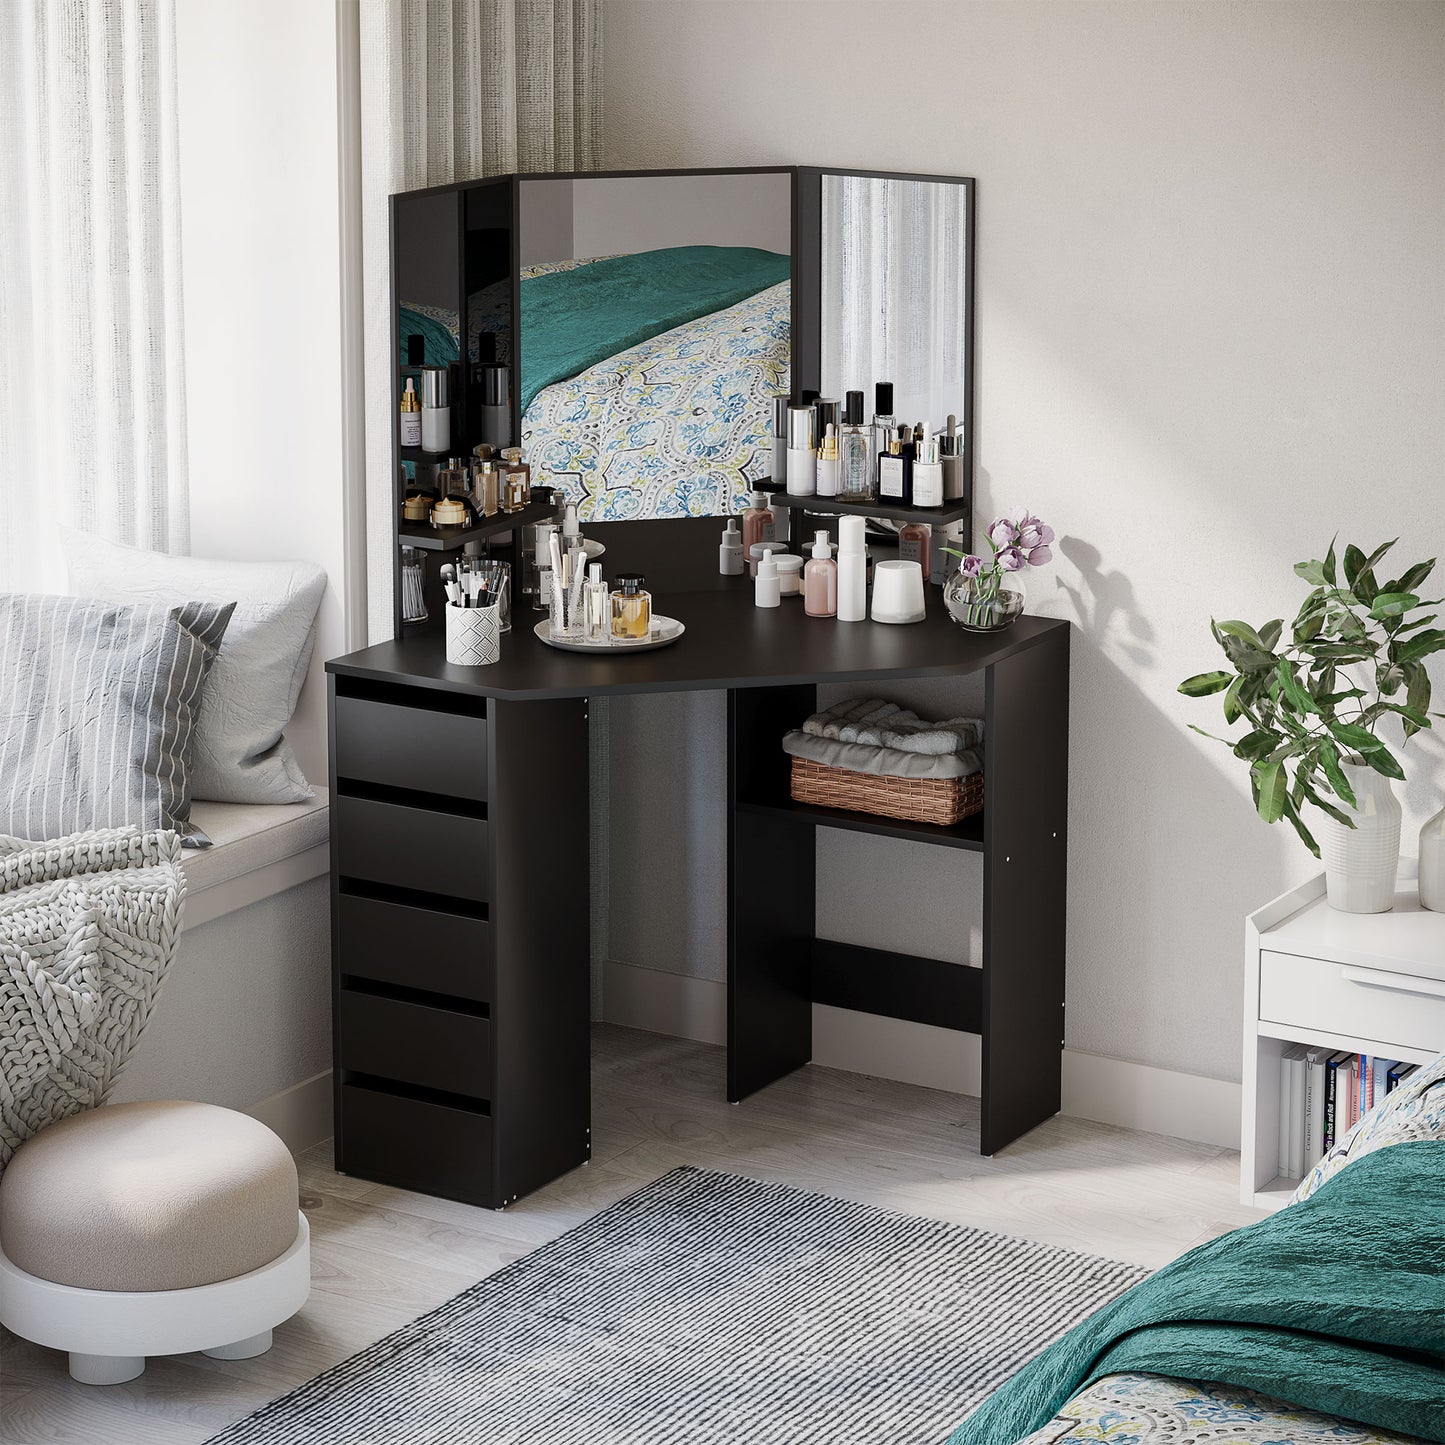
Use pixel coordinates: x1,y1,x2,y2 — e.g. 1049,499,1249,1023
1319,761,1401,913
1420,804,1445,913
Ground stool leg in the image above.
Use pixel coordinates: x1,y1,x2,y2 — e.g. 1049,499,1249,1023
203,1329,273,1361
69,1353,145,1386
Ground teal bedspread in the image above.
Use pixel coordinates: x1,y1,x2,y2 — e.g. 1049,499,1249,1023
947,1140,1445,1445
518,245,789,413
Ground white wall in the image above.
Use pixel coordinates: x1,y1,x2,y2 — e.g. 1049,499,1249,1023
174,0,347,787
601,0,1445,1086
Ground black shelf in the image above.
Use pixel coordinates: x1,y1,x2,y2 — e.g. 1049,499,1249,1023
735,796,985,851
760,485,969,527
398,499,551,552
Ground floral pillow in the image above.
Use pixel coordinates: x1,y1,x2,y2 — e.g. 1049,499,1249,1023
1292,1049,1445,1203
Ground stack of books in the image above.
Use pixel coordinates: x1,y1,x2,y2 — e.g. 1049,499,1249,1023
1277,1048,1418,1180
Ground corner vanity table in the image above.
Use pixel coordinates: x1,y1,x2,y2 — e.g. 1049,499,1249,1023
328,164,1072,1208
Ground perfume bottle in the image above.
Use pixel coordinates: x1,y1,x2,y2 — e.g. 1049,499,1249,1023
804,531,838,618
584,563,610,641
837,390,874,501
939,413,965,500
474,460,500,516
911,427,944,508
898,521,931,577
816,424,840,498
741,490,775,550
786,405,816,496
878,427,909,504
611,574,652,639
871,381,895,465
500,448,531,512
399,377,422,447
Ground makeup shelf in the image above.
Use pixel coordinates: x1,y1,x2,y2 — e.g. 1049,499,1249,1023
397,497,554,552
759,485,972,529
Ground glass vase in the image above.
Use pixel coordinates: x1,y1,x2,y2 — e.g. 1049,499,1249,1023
943,569,1025,632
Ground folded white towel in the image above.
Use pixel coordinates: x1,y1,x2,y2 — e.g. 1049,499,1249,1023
798,699,985,760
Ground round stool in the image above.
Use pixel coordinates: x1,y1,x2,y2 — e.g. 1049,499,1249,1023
0,1101,310,1385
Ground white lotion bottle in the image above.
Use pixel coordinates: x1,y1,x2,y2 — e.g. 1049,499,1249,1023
421,367,450,453
786,405,816,497
837,515,867,622
755,548,781,608
720,519,743,575
816,423,840,498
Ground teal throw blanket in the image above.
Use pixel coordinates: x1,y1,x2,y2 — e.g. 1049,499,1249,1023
519,245,789,413
948,1140,1445,1444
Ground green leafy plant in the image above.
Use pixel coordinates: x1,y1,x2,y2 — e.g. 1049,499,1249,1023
1179,539,1445,855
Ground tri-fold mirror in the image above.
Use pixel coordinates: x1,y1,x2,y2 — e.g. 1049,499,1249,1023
392,165,973,526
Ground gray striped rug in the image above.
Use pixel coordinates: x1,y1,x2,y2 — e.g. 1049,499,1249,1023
207,1167,1146,1445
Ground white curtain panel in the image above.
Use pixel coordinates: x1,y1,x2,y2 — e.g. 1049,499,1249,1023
0,0,189,593
359,0,603,642
820,176,969,438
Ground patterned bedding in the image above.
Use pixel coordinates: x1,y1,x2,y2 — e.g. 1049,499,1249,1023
1018,1372,1430,1443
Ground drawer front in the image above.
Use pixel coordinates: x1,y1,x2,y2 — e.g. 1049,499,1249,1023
1260,949,1445,1054
334,795,488,903
338,894,492,1004
334,694,487,802
338,1083,493,1205
339,988,491,1099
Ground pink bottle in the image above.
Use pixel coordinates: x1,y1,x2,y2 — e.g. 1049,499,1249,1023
804,530,838,617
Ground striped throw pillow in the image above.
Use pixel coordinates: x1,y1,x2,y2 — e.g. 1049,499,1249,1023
0,593,234,842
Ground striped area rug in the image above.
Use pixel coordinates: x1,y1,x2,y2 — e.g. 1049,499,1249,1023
207,1167,1146,1445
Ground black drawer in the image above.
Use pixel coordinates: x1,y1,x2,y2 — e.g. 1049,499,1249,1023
334,795,488,903
338,893,492,1004
339,988,491,1099
338,1083,492,1205
335,694,487,802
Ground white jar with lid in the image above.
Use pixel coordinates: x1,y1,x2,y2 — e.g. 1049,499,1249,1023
773,553,804,597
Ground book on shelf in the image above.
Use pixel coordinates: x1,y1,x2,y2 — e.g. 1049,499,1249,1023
1322,1050,1352,1154
1277,1047,1411,1182
1302,1047,1329,1168
1387,1060,1419,1093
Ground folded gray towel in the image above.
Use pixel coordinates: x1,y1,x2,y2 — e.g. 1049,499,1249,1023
782,731,982,780
800,699,984,759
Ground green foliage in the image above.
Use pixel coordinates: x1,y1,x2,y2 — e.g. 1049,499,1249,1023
1179,539,1444,856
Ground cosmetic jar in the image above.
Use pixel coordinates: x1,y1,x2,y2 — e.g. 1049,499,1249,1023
773,553,804,598
749,541,789,579
870,559,927,625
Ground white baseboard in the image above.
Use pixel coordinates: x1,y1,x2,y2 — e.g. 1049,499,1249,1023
246,1070,333,1155
601,961,1241,1151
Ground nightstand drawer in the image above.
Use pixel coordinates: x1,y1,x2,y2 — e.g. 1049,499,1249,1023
339,988,491,1100
338,1083,492,1205
1260,949,1445,1053
334,795,488,903
338,893,492,1004
335,694,487,802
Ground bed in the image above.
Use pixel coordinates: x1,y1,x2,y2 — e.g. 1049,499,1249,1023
955,1050,1445,1445
399,245,790,522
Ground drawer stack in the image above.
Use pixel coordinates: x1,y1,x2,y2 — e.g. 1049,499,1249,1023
328,676,590,1208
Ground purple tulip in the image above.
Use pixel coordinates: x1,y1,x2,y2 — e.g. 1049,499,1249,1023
959,554,984,579
997,546,1024,573
988,518,1018,549
1026,544,1053,567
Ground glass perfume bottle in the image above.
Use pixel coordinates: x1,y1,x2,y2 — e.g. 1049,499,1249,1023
499,447,531,512
584,563,610,641
611,574,652,639
837,390,874,502
871,381,895,465
878,427,910,504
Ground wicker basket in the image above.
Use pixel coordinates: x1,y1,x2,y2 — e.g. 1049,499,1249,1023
790,756,984,827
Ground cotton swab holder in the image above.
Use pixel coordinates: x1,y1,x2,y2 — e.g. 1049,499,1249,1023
870,559,927,624
445,601,501,665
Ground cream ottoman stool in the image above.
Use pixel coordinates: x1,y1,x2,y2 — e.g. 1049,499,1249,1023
0,1101,310,1385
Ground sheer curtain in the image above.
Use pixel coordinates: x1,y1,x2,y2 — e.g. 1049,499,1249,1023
0,0,189,593
359,0,603,643
820,176,969,437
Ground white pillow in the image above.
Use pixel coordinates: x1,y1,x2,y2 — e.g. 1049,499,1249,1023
61,530,327,805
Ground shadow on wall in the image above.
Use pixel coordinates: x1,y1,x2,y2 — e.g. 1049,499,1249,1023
1056,536,1156,671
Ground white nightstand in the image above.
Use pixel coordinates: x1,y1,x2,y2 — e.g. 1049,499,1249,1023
1241,862,1445,1211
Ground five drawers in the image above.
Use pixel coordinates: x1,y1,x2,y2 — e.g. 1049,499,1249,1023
334,795,488,904
338,893,492,1004
339,988,491,1099
335,694,487,802
1259,949,1445,1054
338,1083,492,1204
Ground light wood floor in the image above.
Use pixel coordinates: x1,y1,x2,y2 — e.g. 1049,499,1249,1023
1,1024,1261,1444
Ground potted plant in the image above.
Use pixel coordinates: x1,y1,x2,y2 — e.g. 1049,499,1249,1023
1180,539,1444,912
943,513,1055,632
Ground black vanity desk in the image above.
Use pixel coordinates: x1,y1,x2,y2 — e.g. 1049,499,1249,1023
326,520,1070,1208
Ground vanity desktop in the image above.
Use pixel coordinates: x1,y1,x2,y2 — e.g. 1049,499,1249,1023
326,165,1069,1210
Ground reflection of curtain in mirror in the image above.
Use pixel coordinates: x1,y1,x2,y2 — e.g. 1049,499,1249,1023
359,0,603,643
820,177,968,437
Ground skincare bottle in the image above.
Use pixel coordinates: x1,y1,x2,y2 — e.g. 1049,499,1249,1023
754,548,780,608
771,395,790,488
479,362,511,449
911,427,944,508
786,406,817,497
420,367,450,452
878,429,908,503
837,391,874,502
837,516,867,622
400,378,422,447
748,541,785,578
939,414,965,501
584,563,609,641
813,398,841,453
804,531,838,618
720,519,743,575
532,523,557,608
816,424,840,498
742,490,775,550
500,448,530,512
611,574,652,639
871,382,895,465
898,521,931,577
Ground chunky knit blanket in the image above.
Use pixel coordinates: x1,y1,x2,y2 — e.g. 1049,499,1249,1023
0,828,185,1172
